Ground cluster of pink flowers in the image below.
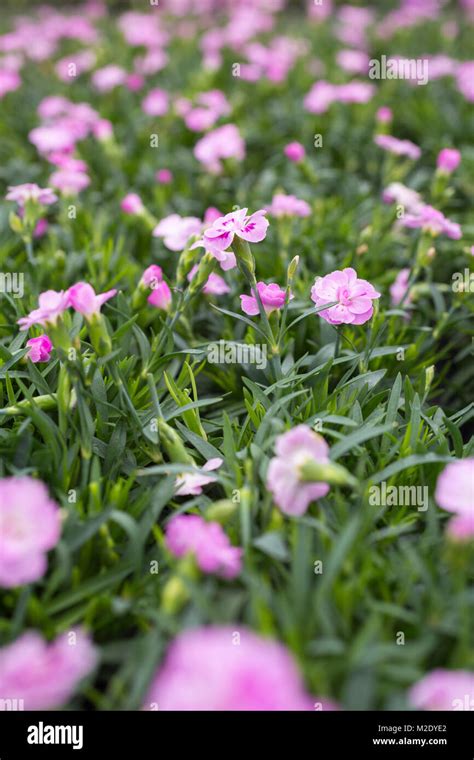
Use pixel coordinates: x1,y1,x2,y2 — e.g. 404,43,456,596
0,476,61,587
435,459,474,541
6,183,57,208
374,134,421,161
382,182,423,213
311,267,380,326
410,669,474,710
193,207,269,270
266,425,331,516
176,89,230,131
175,457,223,496
144,625,336,711
240,281,288,316
236,36,305,83
0,629,97,709
267,193,311,218
304,80,375,114
18,284,116,332
401,204,462,240
194,124,245,174
165,515,242,579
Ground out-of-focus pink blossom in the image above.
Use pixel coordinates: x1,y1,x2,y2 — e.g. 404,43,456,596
267,193,311,218
121,193,145,216
240,281,288,316
155,169,173,184
6,184,57,208
18,290,70,331
147,280,172,311
266,425,330,516
187,265,230,295
91,64,127,92
437,148,461,173
382,182,423,213
26,334,53,363
194,124,245,174
311,268,380,326
337,49,370,75
284,142,306,162
0,69,21,97
0,477,61,587
304,80,375,114
144,625,323,711
50,169,90,196
141,265,163,289
153,214,202,252
410,670,474,710
0,629,97,709
165,515,242,579
68,283,117,319
376,106,393,123
374,134,421,160
401,205,462,239
142,88,169,117
390,268,411,307
435,459,474,541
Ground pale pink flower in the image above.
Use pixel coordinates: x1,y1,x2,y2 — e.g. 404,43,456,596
6,183,57,208
266,425,330,516
437,148,461,173
401,205,462,239
390,268,411,307
37,96,70,120
68,282,117,319
410,670,474,711
0,69,21,97
92,118,113,141
187,265,230,295
55,50,96,81
382,182,423,213
50,169,90,195
28,124,77,156
142,88,169,117
376,106,393,123
147,280,172,311
91,64,127,92
165,515,242,579
267,193,311,218
337,49,369,75
194,124,245,174
311,268,380,326
153,214,202,252
26,334,52,363
304,80,374,114
0,477,61,587
240,281,288,316
0,629,97,709
125,73,144,92
121,193,144,216
144,625,319,710
204,206,223,225
141,265,163,289
435,459,474,541
374,134,421,160
18,290,70,331
456,62,474,103
284,142,306,162
156,169,173,184
175,458,223,496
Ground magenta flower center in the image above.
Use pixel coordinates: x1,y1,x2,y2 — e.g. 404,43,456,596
337,286,352,304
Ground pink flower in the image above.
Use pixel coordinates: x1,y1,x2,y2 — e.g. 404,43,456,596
0,69,21,98
28,124,77,156
121,193,144,216
175,458,223,496
142,88,169,117
437,148,461,173
0,477,61,587
374,134,421,160
266,425,330,516
17,290,70,331
337,49,369,75
376,106,393,123
143,626,318,710
68,282,117,319
435,459,474,541
194,124,245,174
92,118,113,141
240,281,288,316
50,169,90,196
0,629,97,709
153,214,202,252
401,205,462,239
204,206,223,225
311,267,380,326
165,515,242,579
390,268,411,306
125,73,144,92
284,141,306,162
304,80,374,114
6,183,57,208
456,62,474,103
156,169,173,184
267,193,311,218
382,182,423,213
147,280,172,312
141,265,163,288
409,670,474,711
26,334,52,363
187,265,230,295
195,208,269,270
91,64,127,92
